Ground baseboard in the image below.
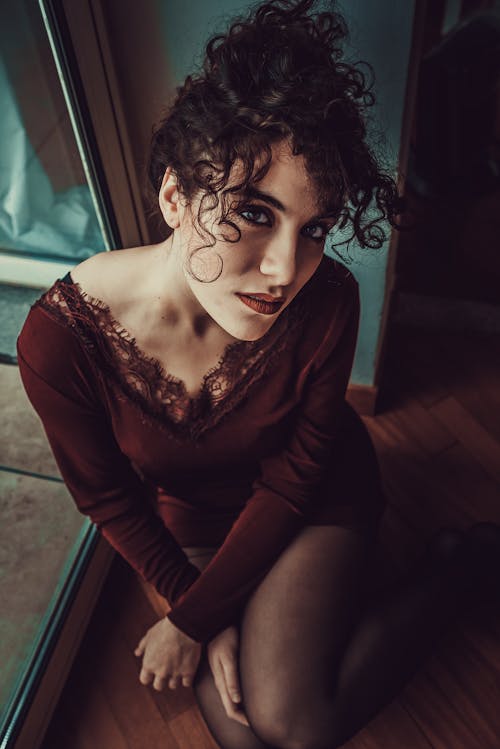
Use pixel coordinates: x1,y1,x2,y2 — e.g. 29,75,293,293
346,383,379,416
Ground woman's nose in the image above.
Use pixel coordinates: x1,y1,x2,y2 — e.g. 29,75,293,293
259,237,297,287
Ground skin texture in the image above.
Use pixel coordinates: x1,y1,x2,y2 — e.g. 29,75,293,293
155,138,338,343
134,618,202,691
206,625,250,726
132,138,340,717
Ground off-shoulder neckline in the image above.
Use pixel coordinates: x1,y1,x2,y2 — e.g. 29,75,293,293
57,269,289,398
35,272,305,441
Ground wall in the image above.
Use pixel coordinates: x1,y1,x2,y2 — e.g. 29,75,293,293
156,0,416,385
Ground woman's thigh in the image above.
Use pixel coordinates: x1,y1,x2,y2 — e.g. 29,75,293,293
241,525,374,688
188,403,384,744
236,404,385,743
238,522,375,742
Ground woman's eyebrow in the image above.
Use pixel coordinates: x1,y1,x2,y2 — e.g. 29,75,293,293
240,187,336,221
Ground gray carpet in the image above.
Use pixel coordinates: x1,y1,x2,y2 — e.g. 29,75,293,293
0,283,45,363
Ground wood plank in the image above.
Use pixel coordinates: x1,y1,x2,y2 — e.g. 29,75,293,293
168,708,220,749
61,678,129,749
345,700,433,748
438,332,500,389
117,571,199,721
428,396,500,485
453,384,500,446
439,628,500,738
39,702,84,749
369,406,500,529
457,613,500,675
401,663,488,749
368,406,443,462
368,395,456,457
424,442,500,523
40,579,134,749
367,417,472,531
89,596,182,748
426,333,500,442
116,569,219,748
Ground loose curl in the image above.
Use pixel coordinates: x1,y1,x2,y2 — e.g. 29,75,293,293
145,0,406,279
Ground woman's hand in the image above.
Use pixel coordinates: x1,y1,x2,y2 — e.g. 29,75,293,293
134,616,201,691
207,625,250,726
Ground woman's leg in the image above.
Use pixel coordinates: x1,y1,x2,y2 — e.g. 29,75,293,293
189,402,380,749
237,519,475,749
234,405,486,749
190,404,489,749
186,547,273,749
188,522,374,749
190,522,376,749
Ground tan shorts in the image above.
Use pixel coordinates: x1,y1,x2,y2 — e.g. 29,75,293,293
182,545,219,572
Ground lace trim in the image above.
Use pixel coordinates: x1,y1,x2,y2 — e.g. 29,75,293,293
32,256,349,442
32,278,311,442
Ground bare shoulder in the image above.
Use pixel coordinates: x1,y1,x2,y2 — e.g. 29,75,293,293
70,246,155,307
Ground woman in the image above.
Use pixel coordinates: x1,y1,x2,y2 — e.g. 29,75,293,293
17,1,500,747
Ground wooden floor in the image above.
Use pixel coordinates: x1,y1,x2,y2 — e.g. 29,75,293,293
40,322,500,749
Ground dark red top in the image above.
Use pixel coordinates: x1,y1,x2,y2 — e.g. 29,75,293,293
17,254,365,642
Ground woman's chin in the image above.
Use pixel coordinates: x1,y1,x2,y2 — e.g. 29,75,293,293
220,319,276,342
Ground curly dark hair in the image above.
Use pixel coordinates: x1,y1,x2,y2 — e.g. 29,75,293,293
145,0,405,275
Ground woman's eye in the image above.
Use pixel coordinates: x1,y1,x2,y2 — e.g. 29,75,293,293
238,207,332,242
239,207,271,225
303,223,330,242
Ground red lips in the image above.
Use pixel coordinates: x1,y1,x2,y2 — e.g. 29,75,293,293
240,293,285,302
236,293,285,315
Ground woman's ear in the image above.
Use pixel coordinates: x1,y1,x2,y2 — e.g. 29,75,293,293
158,166,182,229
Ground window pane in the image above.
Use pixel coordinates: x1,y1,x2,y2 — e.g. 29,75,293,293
0,0,106,737
0,0,104,264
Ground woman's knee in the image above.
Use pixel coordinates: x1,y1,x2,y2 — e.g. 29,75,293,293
244,693,319,749
246,696,348,749
243,676,357,747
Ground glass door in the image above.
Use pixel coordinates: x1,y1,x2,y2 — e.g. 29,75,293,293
0,2,112,291
0,1,146,746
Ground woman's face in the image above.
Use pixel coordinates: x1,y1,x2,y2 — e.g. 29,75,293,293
167,140,338,341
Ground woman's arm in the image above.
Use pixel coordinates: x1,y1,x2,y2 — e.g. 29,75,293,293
166,277,361,642
16,310,201,605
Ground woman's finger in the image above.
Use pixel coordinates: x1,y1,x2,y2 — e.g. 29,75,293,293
210,658,231,712
139,667,153,686
209,650,248,723
213,658,249,726
168,675,181,690
220,651,242,704
181,675,193,688
134,635,147,656
153,674,167,692
219,688,250,727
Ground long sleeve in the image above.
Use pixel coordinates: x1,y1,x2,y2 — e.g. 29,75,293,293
16,311,202,605
166,277,361,642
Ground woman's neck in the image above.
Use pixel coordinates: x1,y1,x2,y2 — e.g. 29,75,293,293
151,236,235,345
